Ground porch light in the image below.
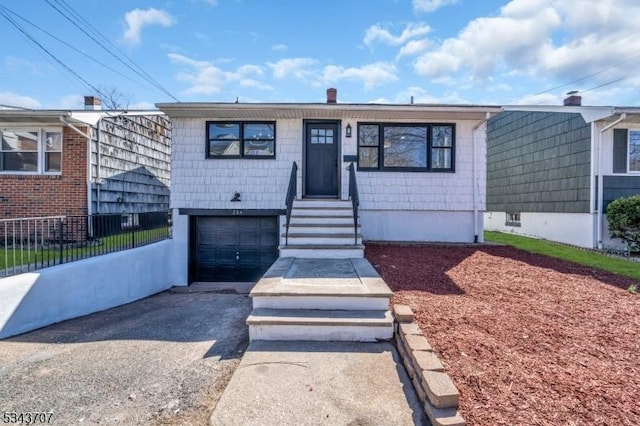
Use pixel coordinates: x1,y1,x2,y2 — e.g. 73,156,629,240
346,123,352,138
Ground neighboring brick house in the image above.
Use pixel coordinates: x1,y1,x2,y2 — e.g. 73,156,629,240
485,94,640,249
0,97,171,219
158,89,501,283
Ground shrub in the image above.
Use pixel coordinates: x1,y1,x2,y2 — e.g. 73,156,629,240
606,195,640,247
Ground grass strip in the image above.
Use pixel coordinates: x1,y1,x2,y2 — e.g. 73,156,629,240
485,231,640,281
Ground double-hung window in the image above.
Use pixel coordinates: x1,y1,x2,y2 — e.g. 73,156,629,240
0,128,62,173
206,121,275,158
629,130,640,172
357,123,455,172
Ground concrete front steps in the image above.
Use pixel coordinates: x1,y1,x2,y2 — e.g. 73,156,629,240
279,199,364,259
247,258,394,342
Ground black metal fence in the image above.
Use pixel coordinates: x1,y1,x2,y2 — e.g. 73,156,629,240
1,211,171,278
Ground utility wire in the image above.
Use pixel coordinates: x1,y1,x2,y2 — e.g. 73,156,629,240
0,4,156,92
533,54,640,96
580,76,628,94
44,0,179,102
0,7,107,100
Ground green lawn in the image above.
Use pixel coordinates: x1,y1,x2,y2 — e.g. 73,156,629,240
1,227,170,273
485,231,640,281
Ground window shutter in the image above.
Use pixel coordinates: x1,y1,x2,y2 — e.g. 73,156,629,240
612,129,628,173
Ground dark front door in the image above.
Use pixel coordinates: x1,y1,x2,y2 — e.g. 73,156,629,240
305,122,339,197
192,216,278,282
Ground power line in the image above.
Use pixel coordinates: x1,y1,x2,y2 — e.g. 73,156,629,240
44,0,179,102
0,7,107,100
0,4,156,92
580,76,628,94
533,54,640,96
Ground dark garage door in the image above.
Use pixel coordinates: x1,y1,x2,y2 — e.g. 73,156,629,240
192,216,279,282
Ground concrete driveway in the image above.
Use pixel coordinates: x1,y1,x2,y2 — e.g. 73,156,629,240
0,285,252,425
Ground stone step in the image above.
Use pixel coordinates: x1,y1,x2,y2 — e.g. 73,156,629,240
283,223,360,234
283,233,362,245
252,295,389,311
278,245,364,259
291,208,353,217
294,199,353,208
290,216,355,225
247,308,394,341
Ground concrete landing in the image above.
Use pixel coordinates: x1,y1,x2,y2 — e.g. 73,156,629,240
209,341,428,426
250,258,393,297
247,257,394,341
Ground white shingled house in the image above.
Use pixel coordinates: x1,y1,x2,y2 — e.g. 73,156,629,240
158,89,501,284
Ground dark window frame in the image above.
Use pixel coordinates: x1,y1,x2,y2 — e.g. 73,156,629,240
505,212,521,227
628,129,640,173
356,122,455,172
206,121,276,159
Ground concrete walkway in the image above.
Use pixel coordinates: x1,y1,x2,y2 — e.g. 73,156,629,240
210,257,427,424
210,342,428,425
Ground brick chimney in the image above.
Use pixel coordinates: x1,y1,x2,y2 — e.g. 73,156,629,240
563,91,581,106
84,96,102,110
326,88,337,104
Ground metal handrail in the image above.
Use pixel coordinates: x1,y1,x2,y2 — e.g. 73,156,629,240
348,162,359,245
284,161,298,245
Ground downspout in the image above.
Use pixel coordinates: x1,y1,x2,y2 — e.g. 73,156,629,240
95,116,105,213
59,116,92,215
472,112,492,243
597,113,626,249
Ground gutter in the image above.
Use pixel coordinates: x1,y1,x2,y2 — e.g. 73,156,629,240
60,116,93,216
596,113,626,249
472,112,492,243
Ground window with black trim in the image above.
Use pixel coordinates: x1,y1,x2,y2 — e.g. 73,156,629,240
506,212,521,227
206,121,275,158
357,123,455,172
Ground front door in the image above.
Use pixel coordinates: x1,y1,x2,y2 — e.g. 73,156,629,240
305,121,339,197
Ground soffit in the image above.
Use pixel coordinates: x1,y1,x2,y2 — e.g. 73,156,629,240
156,103,502,121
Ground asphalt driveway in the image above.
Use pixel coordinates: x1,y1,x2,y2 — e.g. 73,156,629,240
0,286,252,425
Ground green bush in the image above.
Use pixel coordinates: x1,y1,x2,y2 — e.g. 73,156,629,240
606,195,640,247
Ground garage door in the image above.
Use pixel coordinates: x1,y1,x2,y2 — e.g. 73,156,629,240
193,216,279,282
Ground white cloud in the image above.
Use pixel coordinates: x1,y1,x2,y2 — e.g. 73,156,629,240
412,0,459,13
322,62,398,90
129,101,156,110
205,0,218,6
0,91,42,109
271,44,288,51
369,86,468,104
57,94,83,109
397,39,431,59
123,8,174,45
412,0,640,95
513,92,562,105
267,58,317,80
168,53,272,95
364,23,431,47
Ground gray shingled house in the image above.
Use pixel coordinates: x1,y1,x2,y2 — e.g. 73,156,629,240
485,94,640,249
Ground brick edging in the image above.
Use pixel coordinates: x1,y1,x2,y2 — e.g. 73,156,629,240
392,304,466,426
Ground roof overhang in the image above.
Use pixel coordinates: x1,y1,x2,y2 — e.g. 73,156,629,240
156,102,503,121
503,105,640,124
605,108,640,125
0,109,165,127
0,110,84,127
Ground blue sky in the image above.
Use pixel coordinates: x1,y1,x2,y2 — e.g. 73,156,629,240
1,0,638,109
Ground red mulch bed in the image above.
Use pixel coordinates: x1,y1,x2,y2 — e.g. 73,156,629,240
365,243,640,426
